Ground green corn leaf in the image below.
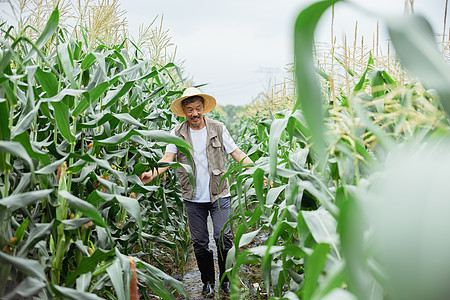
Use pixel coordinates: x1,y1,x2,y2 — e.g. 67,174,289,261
309,263,348,300
0,189,52,212
35,155,68,175
66,248,115,286
90,79,119,101
95,192,142,230
0,99,10,141
14,217,29,245
335,55,355,77
51,284,105,300
266,185,287,207
106,258,125,300
81,53,96,70
302,209,340,259
382,70,396,86
23,6,59,63
0,251,46,281
59,218,93,229
57,43,77,88
72,94,90,118
51,101,75,144
76,273,92,292
79,112,145,129
253,168,265,205
352,94,395,150
41,88,85,104
337,187,375,300
238,229,261,248
137,272,175,300
136,259,188,299
300,243,331,300
11,105,40,139
354,53,374,94
294,0,342,170
12,132,49,165
234,223,251,253
101,81,135,110
36,67,58,97
96,129,192,150
370,69,385,99
58,191,107,228
73,78,120,117
0,44,13,76
18,222,54,257
269,118,289,179
3,277,46,299
0,141,35,172
262,221,291,294
141,232,176,248
387,15,450,116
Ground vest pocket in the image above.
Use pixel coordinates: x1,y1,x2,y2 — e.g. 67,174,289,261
178,169,191,197
211,136,222,148
211,169,227,195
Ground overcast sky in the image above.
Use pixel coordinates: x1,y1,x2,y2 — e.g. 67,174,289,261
0,0,445,106
121,0,445,106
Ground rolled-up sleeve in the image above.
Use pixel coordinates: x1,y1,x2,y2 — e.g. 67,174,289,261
165,128,178,154
222,125,238,154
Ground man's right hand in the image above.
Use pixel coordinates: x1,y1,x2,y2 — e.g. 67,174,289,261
139,171,155,185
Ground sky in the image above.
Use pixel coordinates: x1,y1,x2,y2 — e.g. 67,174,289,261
121,0,445,106
0,0,445,106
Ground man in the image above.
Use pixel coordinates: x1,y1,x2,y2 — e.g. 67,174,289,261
140,87,253,297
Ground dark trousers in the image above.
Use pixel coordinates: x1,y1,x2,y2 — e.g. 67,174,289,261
184,197,233,286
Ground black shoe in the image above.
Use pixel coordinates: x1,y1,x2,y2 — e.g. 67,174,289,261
202,282,215,298
221,281,230,295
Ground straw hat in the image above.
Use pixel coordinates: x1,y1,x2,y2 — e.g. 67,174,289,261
170,87,216,117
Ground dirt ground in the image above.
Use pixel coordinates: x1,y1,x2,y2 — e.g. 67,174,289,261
146,217,267,299
176,216,226,300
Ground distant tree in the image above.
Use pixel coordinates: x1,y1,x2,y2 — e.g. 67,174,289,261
220,104,245,121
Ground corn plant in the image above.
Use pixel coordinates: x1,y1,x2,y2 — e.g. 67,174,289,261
224,1,450,299
0,6,193,299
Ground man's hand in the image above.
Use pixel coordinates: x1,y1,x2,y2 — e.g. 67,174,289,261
139,152,176,185
139,171,155,185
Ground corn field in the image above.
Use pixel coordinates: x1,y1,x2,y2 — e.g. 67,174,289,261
2,0,450,299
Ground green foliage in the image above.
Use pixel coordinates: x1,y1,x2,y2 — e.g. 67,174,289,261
0,7,191,299
220,104,245,122
222,1,450,299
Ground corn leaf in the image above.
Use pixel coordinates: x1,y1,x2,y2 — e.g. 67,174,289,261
18,222,54,257
0,251,46,281
66,248,115,286
58,191,107,228
106,258,126,300
36,67,58,97
0,99,10,141
57,43,76,88
2,277,46,298
51,101,75,144
387,15,450,116
52,284,105,300
300,243,331,300
0,189,52,212
294,0,342,170
23,6,59,63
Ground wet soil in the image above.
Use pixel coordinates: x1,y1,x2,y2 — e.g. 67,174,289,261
146,218,269,299
176,216,225,300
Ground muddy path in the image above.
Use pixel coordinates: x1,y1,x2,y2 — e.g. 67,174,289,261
177,216,224,300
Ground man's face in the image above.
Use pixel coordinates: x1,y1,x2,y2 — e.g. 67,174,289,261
183,98,205,128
